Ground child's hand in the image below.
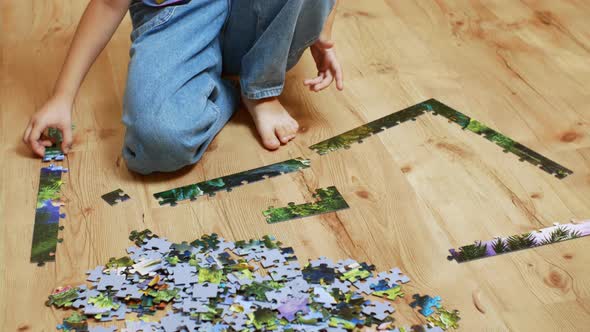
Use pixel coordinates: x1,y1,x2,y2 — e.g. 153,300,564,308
23,95,73,157
304,39,344,92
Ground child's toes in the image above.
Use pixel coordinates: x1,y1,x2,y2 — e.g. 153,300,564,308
275,126,294,144
260,127,281,150
289,120,299,133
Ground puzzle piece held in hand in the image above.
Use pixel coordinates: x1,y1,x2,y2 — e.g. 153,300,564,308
410,294,442,317
43,146,65,162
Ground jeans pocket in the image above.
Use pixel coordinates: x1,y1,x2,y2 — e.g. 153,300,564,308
130,5,177,41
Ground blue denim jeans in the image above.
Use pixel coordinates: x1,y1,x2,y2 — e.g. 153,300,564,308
123,0,335,174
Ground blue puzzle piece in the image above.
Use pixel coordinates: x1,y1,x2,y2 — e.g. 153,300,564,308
410,294,442,317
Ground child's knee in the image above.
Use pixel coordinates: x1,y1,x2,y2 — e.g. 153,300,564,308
122,109,214,174
122,126,202,175
121,63,237,175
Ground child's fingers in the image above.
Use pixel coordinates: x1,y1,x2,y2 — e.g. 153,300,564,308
334,63,344,90
304,74,324,86
316,39,335,49
23,122,33,144
60,125,73,153
313,71,334,91
29,124,47,157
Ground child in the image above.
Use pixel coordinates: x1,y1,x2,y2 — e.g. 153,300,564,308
22,0,343,174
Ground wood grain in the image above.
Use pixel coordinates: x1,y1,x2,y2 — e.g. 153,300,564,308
2,0,590,330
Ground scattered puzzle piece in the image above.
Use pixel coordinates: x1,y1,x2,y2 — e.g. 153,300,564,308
373,285,405,301
101,189,131,206
97,272,126,291
46,286,80,308
277,297,309,321
427,308,461,330
56,311,87,331
361,299,395,320
410,294,442,317
88,325,116,332
303,263,336,285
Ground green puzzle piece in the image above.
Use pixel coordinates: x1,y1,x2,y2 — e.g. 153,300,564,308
263,186,349,224
46,287,80,308
373,285,404,301
427,308,461,330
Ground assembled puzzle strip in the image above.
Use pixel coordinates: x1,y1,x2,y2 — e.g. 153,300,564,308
309,99,573,179
425,99,573,179
46,230,460,331
449,220,590,263
263,186,350,224
309,102,428,155
31,164,68,265
153,157,311,206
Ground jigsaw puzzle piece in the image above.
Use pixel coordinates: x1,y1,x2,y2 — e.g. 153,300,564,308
144,237,172,253
426,308,461,330
190,283,220,301
167,264,196,286
257,249,287,268
128,229,156,246
160,311,197,332
269,262,302,281
277,297,309,321
97,272,127,291
361,299,395,320
377,267,410,285
312,287,336,308
391,325,444,332
303,264,336,284
86,266,106,282
373,285,405,301
124,320,159,332
410,294,442,317
115,284,143,300
101,189,131,206
88,326,117,332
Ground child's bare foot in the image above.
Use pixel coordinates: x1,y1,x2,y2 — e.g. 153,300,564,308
243,96,299,150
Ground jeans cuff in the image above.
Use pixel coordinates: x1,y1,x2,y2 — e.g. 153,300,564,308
240,84,284,100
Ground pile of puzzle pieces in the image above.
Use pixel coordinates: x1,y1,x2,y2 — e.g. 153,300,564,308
47,231,460,331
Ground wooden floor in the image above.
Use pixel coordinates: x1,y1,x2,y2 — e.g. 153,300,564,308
2,0,590,330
